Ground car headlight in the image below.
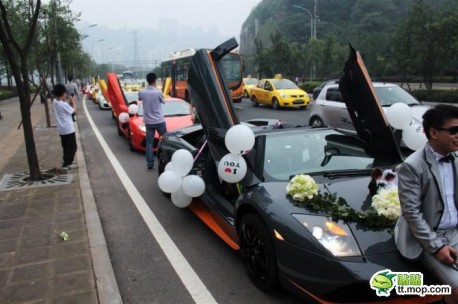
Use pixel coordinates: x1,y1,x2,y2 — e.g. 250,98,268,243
292,214,361,257
140,125,146,133
280,93,288,98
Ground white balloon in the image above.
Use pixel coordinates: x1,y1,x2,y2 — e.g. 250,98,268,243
118,112,129,123
158,171,181,193
182,175,206,197
164,162,174,172
171,186,192,208
217,153,247,183
225,124,255,155
128,104,138,115
386,103,412,130
171,149,194,177
402,124,427,151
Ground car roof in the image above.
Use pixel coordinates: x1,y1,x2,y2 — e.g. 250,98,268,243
323,82,399,90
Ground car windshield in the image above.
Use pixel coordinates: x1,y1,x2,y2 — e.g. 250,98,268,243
137,100,190,117
271,79,298,90
374,86,420,106
124,92,139,103
263,129,379,181
244,78,258,85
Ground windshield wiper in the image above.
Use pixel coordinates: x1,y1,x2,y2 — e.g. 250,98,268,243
289,168,373,180
323,168,373,179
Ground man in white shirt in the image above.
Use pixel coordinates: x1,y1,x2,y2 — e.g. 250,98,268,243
52,84,78,170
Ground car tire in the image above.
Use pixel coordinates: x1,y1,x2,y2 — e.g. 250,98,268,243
127,128,135,151
243,90,249,98
117,122,123,136
251,96,259,107
309,116,324,127
272,98,280,110
239,213,279,291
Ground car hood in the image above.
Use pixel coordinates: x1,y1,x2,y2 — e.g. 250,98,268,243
276,89,307,96
164,115,194,132
256,176,396,256
339,46,403,163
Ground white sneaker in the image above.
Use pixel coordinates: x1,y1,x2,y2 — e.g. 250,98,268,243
63,163,78,170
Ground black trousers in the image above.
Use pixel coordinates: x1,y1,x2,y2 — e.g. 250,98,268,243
60,132,77,166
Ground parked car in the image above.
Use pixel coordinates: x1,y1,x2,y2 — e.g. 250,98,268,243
242,77,259,98
308,82,430,130
250,78,310,109
156,41,438,303
312,79,339,100
107,72,194,152
98,94,111,110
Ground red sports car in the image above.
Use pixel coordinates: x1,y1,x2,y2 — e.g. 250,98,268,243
119,98,193,152
106,72,194,152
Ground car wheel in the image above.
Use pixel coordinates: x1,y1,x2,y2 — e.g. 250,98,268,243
309,116,324,127
251,96,259,107
239,213,279,291
127,128,135,151
117,122,123,136
243,90,249,98
272,98,280,110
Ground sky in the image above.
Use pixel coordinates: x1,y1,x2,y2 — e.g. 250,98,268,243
70,0,262,39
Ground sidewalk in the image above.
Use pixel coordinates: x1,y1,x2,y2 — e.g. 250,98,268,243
0,97,121,303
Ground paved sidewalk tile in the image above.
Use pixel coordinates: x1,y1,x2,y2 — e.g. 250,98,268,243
0,98,102,304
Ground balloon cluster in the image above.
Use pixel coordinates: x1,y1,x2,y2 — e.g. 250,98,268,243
385,103,427,151
158,149,205,208
217,124,255,183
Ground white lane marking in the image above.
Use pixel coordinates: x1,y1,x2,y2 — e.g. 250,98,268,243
83,98,217,304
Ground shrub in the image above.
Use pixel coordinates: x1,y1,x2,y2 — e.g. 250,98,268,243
0,89,16,101
300,81,321,93
411,89,458,104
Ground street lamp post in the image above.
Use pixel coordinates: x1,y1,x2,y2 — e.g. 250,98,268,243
293,5,313,40
92,39,105,62
80,23,97,40
293,3,318,80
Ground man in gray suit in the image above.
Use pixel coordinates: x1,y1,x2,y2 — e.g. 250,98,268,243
395,104,458,303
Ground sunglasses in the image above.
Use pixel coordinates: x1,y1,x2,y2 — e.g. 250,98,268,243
436,126,458,135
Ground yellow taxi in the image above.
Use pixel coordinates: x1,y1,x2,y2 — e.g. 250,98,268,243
123,80,145,91
242,77,259,98
249,78,309,109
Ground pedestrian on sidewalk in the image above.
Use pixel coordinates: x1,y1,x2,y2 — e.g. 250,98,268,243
66,76,81,122
138,72,166,170
52,84,78,170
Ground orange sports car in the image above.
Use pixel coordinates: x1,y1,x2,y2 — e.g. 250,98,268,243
107,72,194,152
119,98,193,152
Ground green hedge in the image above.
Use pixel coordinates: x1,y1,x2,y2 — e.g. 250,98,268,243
411,89,458,104
0,90,16,101
300,81,322,93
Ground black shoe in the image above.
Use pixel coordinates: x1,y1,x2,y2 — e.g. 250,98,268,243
148,166,154,170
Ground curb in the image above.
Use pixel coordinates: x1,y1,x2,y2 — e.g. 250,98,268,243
75,121,123,304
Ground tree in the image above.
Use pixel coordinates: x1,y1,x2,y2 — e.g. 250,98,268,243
0,0,42,180
394,0,456,90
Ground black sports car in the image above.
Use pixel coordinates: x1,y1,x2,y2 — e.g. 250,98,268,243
157,40,439,303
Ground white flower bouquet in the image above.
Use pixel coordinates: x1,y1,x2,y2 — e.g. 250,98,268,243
371,188,401,220
286,174,319,201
